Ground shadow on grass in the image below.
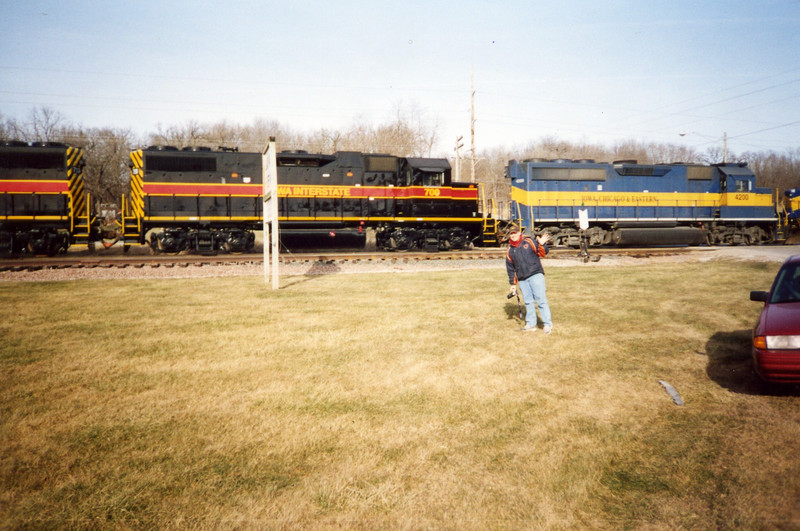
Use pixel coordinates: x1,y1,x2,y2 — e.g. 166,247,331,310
277,260,343,288
504,301,524,323
705,330,800,396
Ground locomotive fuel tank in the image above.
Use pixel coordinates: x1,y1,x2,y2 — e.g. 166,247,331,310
611,227,707,246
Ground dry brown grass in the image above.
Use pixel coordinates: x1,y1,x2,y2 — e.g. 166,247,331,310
2,260,800,528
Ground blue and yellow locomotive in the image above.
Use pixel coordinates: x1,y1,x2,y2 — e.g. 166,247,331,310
506,158,782,247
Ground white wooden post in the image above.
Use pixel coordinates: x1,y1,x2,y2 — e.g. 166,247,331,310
262,137,279,289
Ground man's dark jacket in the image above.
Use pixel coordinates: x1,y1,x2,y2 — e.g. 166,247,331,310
506,236,548,284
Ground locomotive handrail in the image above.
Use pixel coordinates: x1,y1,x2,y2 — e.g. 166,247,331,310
526,197,727,223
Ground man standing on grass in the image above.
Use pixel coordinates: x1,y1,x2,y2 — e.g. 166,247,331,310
505,224,553,334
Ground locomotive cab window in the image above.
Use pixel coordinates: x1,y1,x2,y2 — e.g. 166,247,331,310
735,179,751,192
413,170,443,187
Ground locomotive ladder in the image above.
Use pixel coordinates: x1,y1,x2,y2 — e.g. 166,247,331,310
71,193,93,246
119,194,142,245
67,147,93,247
480,196,500,246
481,217,499,245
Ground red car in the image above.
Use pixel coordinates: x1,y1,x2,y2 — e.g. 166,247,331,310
750,255,800,384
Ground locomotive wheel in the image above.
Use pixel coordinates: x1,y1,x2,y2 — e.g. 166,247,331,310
49,241,67,256
389,230,415,251
390,238,412,251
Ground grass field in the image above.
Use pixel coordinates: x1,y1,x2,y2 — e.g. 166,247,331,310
2,260,800,528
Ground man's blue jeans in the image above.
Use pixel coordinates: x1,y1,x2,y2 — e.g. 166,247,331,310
518,273,552,328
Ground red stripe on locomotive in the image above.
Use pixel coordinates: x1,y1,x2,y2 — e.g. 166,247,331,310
141,183,479,200
142,183,261,195
0,180,70,193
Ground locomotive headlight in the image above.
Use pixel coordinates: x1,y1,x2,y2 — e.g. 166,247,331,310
766,335,800,349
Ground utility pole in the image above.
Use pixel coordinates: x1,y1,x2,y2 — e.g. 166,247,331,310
723,132,728,163
470,65,476,183
454,136,464,182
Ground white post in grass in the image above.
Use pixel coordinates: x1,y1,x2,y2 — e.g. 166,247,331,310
262,137,279,289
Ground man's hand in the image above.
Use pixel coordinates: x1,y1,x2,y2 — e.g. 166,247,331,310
509,285,517,297
537,233,552,246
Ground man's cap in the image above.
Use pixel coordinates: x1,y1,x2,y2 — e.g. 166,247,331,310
508,223,521,233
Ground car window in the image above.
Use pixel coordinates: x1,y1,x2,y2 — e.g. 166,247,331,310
770,264,800,304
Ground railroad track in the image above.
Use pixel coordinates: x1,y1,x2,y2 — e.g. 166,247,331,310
0,247,697,272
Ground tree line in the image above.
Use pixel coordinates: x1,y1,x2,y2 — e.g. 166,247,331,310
2,106,798,216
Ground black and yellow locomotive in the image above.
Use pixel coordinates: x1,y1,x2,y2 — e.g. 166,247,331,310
0,140,93,256
121,146,493,253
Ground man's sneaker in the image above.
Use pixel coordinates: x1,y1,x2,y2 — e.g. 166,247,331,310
521,324,538,332
543,324,553,335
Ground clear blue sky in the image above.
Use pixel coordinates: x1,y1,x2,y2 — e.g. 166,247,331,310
1,0,799,156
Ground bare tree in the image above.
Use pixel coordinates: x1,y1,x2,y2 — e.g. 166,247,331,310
29,107,68,142
150,120,209,148
0,116,27,141
741,149,800,191
62,127,136,206
0,106,68,142
0,112,9,141
239,118,302,153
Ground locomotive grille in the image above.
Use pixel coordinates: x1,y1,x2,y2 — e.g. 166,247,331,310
365,156,397,172
686,166,713,180
145,154,217,173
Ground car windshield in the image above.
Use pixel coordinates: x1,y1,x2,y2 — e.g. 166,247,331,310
770,263,800,304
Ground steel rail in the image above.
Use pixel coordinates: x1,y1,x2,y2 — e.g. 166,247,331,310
0,247,699,272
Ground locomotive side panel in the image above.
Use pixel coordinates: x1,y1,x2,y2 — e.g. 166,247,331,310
139,148,262,226
277,151,370,227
